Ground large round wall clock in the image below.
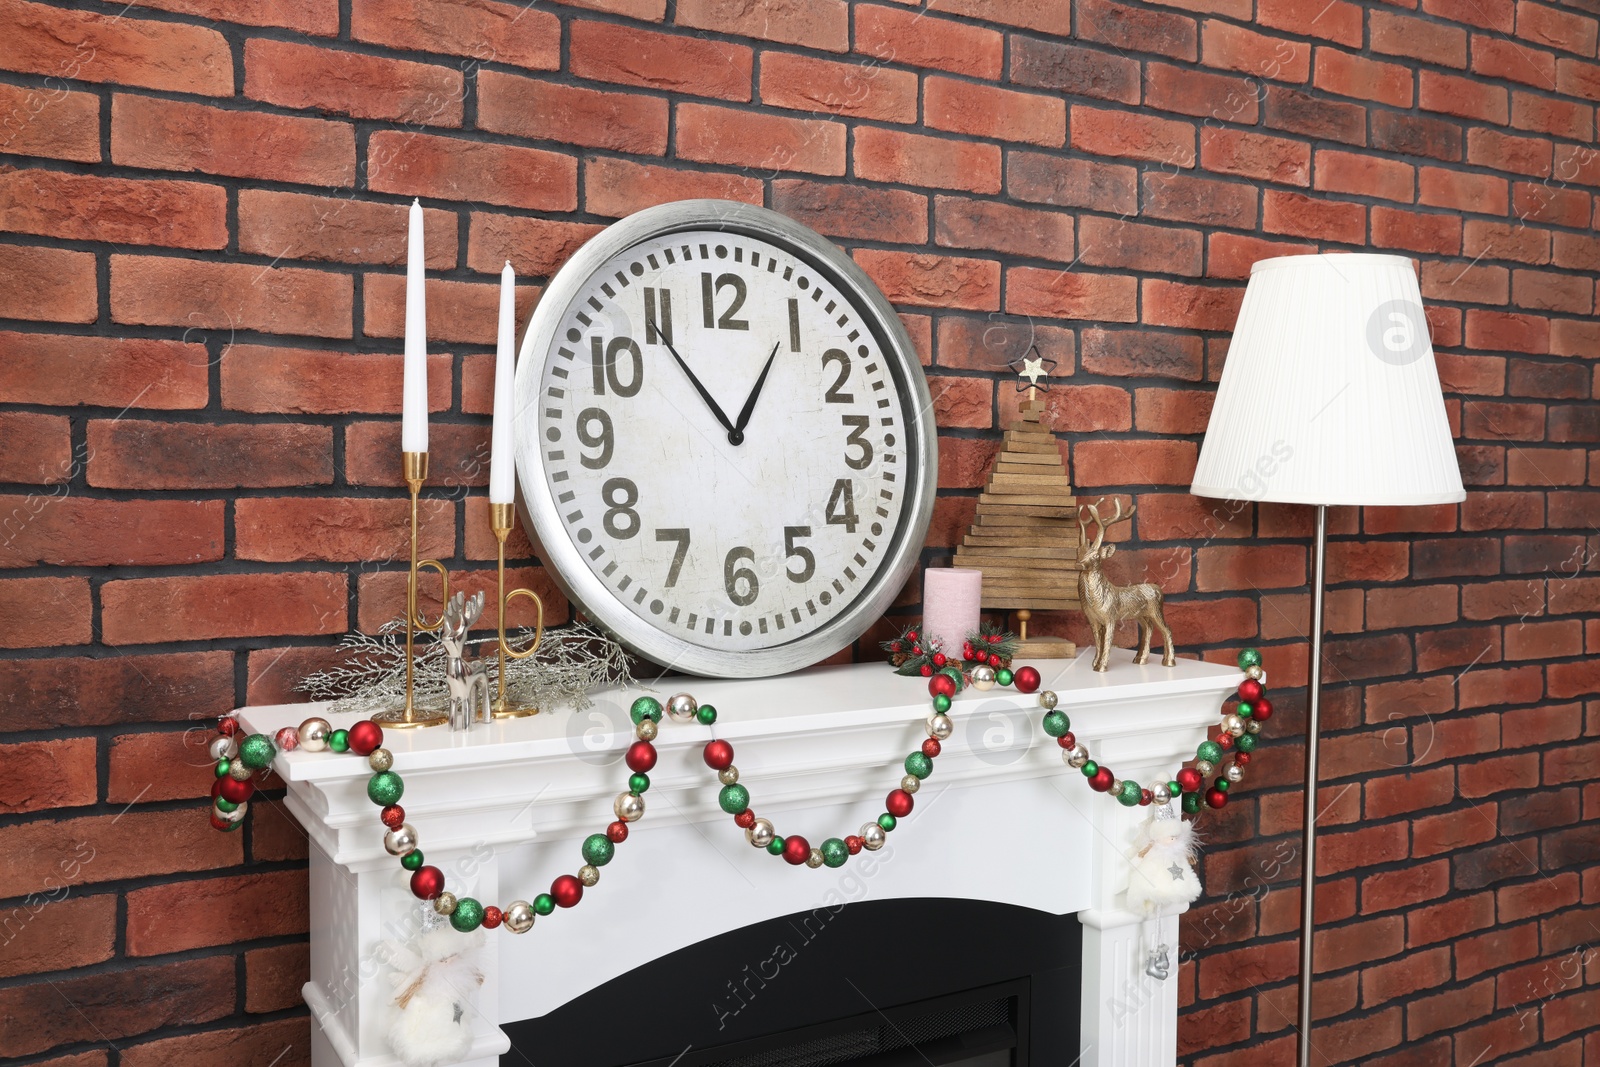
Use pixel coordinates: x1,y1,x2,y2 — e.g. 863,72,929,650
513,200,937,678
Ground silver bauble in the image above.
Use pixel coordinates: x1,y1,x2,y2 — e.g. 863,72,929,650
384,824,419,856
1064,744,1089,769
503,900,535,934
434,892,457,916
806,848,825,869
900,774,920,794
1195,759,1215,776
718,766,739,786
1225,764,1244,783
1247,719,1263,734
665,693,698,723
1221,713,1244,737
209,736,238,761
228,758,254,781
298,717,331,753
746,818,775,848
861,822,887,851
636,718,659,741
579,864,600,887
1246,664,1265,681
614,791,645,822
214,800,246,823
1038,690,1059,710
926,713,954,740
368,747,393,772
1151,782,1171,802
971,665,996,691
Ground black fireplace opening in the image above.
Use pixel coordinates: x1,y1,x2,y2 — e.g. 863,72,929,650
502,897,1081,1066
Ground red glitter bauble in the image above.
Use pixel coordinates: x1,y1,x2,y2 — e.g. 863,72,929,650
734,810,756,829
1176,768,1202,792
1252,698,1273,721
922,738,942,759
346,720,383,757
274,727,300,752
482,906,503,930
886,789,914,818
845,836,862,855
1088,767,1114,792
932,652,947,668
410,866,445,900
1013,666,1041,694
1140,789,1153,806
218,717,239,737
551,875,583,908
606,821,629,844
209,811,235,831
928,673,957,699
219,776,254,804
703,740,734,770
626,741,658,773
988,653,1002,668
782,835,811,865
1058,732,1076,749
919,665,933,677
1237,679,1263,703
1234,753,1251,766
1217,734,1234,751
1205,788,1228,809
380,804,406,830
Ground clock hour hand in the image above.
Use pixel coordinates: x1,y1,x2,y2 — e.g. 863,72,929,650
664,342,740,444
733,341,782,438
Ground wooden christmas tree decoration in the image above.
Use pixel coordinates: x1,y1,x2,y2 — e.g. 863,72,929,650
952,348,1079,659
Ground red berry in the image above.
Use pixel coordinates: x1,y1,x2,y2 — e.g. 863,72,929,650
703,740,734,770
626,741,658,773
782,835,811,866
1253,698,1273,721
928,673,957,699
607,821,629,844
410,865,445,900
919,665,933,677
551,874,583,908
932,652,947,668
1089,767,1114,792
987,633,1001,643
987,653,1001,668
1238,679,1263,703
1014,666,1041,694
907,630,919,641
482,906,503,930
1176,768,1202,792
886,789,914,818
911,645,922,656
922,738,942,759
845,836,863,855
380,804,406,830
1205,787,1228,809
346,719,384,757
734,810,756,829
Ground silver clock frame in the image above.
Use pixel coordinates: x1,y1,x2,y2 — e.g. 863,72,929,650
513,199,938,679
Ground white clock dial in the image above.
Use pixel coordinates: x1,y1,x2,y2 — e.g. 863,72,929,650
515,202,935,677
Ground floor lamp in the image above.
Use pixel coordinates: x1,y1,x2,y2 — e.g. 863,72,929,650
1190,253,1465,1066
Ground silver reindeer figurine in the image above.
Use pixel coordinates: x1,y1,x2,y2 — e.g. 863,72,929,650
1077,498,1177,672
441,591,492,730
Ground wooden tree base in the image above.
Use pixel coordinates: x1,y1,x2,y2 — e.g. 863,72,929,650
1016,636,1078,660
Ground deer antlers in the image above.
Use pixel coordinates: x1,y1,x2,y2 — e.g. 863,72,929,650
1077,497,1136,552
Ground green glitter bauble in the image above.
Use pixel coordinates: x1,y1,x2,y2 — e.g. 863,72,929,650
401,849,425,871
718,784,750,814
696,704,718,725
581,833,615,867
1182,792,1201,814
450,897,485,932
238,733,275,771
1236,733,1258,753
214,796,239,813
878,813,897,832
766,837,785,855
1081,760,1098,777
820,838,849,868
215,759,231,778
1238,648,1262,670
1117,780,1142,807
1041,710,1070,737
329,729,349,753
533,894,555,916
996,668,1013,687
367,771,404,806
1196,741,1223,764
904,752,933,780
629,773,651,794
933,693,952,713
629,697,663,724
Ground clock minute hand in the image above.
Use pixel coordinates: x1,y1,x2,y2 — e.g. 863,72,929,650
733,342,782,437
664,342,740,443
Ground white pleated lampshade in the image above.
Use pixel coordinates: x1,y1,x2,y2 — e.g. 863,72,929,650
1192,253,1465,507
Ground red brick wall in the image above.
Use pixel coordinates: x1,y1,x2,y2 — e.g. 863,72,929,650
2,0,1598,1063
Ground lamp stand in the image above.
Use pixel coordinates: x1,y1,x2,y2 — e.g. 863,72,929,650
1296,503,1328,1066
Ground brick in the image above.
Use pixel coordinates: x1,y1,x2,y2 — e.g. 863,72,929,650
933,316,1074,373
1371,111,1463,162
856,128,1001,194
1461,489,1544,528
1314,48,1413,108
0,956,233,1058
1459,751,1541,795
1366,584,1459,629
759,53,917,124
369,131,575,210
236,497,453,563
1197,939,1300,998
583,157,762,218
0,649,232,734
1077,0,1197,61
1420,71,1508,124
0,0,231,95
1361,945,1451,1005
0,807,241,901
1079,216,1202,276
0,737,96,813
1543,823,1600,868
1362,860,1452,912
86,420,331,491
1518,1,1599,56
1467,128,1554,179
926,0,1070,34
1512,271,1591,315
1426,0,1513,31
0,246,96,324
1455,839,1541,890
1007,267,1137,322
1015,38,1140,105
128,870,308,956
0,332,207,409
1512,177,1589,227
1176,997,1251,1059
467,213,603,278
1258,0,1363,46
0,168,227,250
0,892,115,981
679,0,847,50
1512,92,1593,140
774,181,926,246
570,20,752,100
1476,34,1557,86
100,572,347,645
363,272,537,346
246,942,310,1013
1315,150,1415,203
1458,924,1542,981
855,250,998,311
1462,400,1545,440
1201,21,1310,83
1374,9,1470,66
128,0,337,32
1082,328,1203,381
934,197,1073,261
107,729,219,803
1407,978,1496,1040
1503,534,1587,574
1408,893,1496,946
854,7,1003,80
479,70,668,153
1074,439,1198,486
343,421,491,489
1008,150,1137,212
0,576,91,649
1145,62,1258,122
1008,384,1132,434
1465,309,1549,353
1411,537,1501,578
121,1017,311,1067
1549,660,1600,699
351,0,558,70
112,95,354,187
245,38,462,125
1264,86,1366,146
1195,544,1305,592
1505,618,1584,660
926,77,1062,147
1556,55,1600,98
1364,503,1459,535
1143,279,1245,331
357,564,560,632
0,411,69,485
238,191,455,269
1200,127,1310,186
0,81,100,163
1071,105,1195,167
0,496,224,570
1207,233,1316,280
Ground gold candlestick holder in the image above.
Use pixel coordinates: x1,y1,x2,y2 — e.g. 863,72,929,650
374,451,451,729
489,501,544,717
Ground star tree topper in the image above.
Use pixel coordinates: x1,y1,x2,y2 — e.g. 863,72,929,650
1008,344,1057,401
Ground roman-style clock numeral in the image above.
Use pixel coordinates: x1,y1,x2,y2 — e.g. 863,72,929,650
701,272,749,331
643,287,672,345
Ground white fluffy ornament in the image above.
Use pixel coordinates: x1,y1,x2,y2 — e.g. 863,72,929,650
1124,802,1202,913
384,907,485,1067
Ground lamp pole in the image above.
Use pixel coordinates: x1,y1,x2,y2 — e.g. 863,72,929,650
1296,504,1329,1066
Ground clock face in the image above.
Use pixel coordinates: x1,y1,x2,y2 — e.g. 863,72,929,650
515,202,935,677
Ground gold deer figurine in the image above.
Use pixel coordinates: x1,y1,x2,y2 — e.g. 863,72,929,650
1077,498,1176,672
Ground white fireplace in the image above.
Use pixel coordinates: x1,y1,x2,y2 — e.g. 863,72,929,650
239,647,1242,1067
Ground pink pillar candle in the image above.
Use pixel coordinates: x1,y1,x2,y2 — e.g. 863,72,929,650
923,567,982,657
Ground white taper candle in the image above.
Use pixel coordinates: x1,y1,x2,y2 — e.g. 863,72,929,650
401,198,428,454
489,261,517,505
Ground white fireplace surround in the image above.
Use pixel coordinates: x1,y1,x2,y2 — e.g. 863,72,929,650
239,647,1243,1067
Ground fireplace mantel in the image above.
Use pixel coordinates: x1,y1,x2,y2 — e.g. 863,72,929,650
240,647,1243,1067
